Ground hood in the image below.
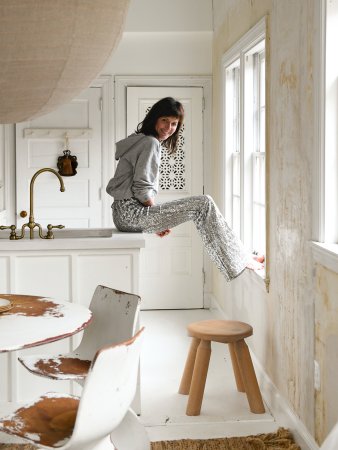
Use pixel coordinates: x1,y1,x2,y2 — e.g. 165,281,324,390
115,133,146,160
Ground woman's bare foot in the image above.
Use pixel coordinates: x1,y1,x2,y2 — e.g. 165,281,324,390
156,229,171,238
252,252,265,263
246,253,264,270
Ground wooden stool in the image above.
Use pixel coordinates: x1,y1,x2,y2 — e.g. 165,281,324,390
178,320,265,416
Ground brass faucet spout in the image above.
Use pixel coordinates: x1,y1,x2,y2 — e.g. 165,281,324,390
0,168,65,240
30,168,65,219
28,168,65,239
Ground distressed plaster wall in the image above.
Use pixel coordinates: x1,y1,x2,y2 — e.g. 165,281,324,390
212,0,316,439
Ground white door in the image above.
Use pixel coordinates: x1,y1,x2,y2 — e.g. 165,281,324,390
16,88,102,229
126,86,204,309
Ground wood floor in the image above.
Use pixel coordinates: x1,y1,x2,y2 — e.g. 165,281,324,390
140,308,280,442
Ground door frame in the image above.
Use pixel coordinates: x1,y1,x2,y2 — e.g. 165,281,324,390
114,75,212,307
0,124,16,225
87,75,113,228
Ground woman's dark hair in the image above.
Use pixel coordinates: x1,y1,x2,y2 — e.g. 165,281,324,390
136,97,184,154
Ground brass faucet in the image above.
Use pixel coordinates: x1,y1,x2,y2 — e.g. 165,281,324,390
0,168,66,240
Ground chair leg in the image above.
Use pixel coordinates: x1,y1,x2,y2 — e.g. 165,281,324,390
186,339,211,416
233,339,265,414
228,342,245,392
178,337,200,395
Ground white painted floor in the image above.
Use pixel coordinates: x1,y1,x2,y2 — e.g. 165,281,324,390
0,308,282,448
140,308,280,443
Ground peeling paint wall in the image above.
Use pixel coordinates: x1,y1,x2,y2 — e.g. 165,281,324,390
212,0,317,440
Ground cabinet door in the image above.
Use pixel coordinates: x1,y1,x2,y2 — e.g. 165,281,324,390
1,249,136,402
16,88,102,229
126,86,204,309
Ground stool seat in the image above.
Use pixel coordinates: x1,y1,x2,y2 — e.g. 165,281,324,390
179,319,265,416
187,320,253,343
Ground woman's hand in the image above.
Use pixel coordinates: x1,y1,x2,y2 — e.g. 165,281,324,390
156,229,171,238
142,198,170,237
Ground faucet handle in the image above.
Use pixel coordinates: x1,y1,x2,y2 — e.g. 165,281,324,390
0,225,19,240
45,224,65,239
47,224,65,229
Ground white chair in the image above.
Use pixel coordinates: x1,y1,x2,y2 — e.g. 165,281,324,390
0,328,150,450
18,285,142,412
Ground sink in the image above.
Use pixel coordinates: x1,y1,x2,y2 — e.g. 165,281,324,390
52,228,114,238
0,228,115,239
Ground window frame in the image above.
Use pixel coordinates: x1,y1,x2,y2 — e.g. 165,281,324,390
311,0,338,273
221,17,269,288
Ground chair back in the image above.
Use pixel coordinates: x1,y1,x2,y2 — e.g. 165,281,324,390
77,285,141,359
69,328,145,447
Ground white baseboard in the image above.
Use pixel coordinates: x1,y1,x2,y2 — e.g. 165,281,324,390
208,295,319,450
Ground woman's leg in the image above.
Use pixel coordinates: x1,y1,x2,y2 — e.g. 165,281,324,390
113,195,247,281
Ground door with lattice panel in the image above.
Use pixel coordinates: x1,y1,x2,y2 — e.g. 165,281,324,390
126,86,204,309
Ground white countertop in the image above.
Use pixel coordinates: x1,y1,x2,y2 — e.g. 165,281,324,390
0,229,145,251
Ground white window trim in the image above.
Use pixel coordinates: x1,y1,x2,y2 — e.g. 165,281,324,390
311,0,338,273
312,0,326,243
221,17,266,219
221,17,268,290
90,75,113,228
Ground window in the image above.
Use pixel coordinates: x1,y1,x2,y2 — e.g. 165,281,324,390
311,0,338,273
222,19,266,261
322,0,338,244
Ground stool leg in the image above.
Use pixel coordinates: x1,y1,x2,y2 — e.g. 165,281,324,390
186,339,211,416
228,342,245,392
234,339,265,414
179,337,200,395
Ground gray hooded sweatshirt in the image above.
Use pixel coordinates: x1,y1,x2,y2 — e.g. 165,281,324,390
106,133,161,204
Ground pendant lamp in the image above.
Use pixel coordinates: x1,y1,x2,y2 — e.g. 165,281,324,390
0,0,130,124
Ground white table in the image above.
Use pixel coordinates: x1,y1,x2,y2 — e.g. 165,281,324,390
0,294,92,445
0,294,92,353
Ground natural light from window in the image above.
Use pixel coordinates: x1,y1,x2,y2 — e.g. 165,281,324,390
222,22,266,261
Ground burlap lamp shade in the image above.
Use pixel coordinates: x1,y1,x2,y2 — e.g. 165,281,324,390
0,0,130,124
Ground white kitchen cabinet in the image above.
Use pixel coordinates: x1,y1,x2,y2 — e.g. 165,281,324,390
0,232,144,403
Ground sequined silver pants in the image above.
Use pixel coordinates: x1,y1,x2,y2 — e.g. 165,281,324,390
112,195,247,281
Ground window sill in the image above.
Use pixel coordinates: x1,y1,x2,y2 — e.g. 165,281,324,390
311,241,338,274
243,266,268,292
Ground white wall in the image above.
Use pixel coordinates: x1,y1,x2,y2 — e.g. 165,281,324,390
101,0,213,76
124,0,212,32
102,31,212,76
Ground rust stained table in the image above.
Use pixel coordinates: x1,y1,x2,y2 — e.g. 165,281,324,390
0,294,92,353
